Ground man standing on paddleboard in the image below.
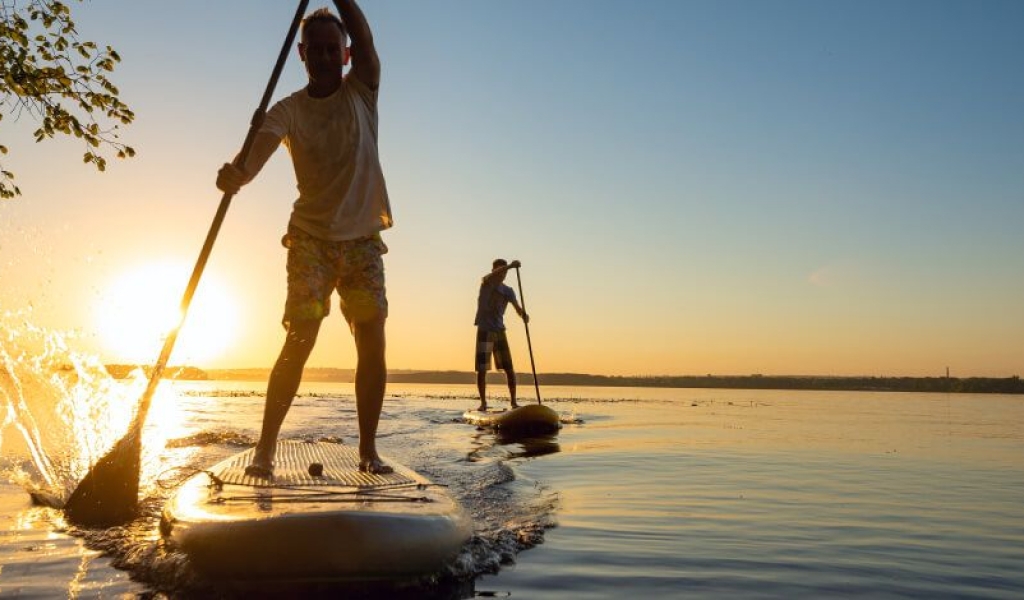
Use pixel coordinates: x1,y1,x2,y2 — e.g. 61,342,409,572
474,259,529,412
216,0,393,476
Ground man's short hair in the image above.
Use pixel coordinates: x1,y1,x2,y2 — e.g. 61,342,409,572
492,259,508,270
302,8,346,40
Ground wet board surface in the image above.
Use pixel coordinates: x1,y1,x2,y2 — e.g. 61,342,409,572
160,441,471,581
462,403,561,434
209,440,416,488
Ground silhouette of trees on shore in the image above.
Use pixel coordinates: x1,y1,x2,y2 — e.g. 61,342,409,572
100,365,1024,395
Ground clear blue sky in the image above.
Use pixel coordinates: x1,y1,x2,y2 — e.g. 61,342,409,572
2,0,1022,376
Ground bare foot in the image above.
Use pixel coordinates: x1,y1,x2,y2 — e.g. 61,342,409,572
244,462,274,478
510,401,519,409
358,456,394,475
245,446,275,478
476,402,487,412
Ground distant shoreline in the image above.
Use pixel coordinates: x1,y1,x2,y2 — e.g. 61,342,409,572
102,365,1024,395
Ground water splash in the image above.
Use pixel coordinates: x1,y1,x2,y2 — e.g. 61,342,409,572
0,311,175,501
1,326,59,488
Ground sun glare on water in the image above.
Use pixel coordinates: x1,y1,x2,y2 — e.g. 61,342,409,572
94,261,239,366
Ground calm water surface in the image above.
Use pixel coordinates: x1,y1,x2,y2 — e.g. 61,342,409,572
1,382,1023,598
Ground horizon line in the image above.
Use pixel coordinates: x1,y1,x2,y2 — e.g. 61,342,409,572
102,364,1022,381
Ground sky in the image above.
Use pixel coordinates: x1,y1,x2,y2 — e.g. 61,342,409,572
2,0,1022,378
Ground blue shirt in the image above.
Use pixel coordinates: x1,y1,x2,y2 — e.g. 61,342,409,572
474,282,517,332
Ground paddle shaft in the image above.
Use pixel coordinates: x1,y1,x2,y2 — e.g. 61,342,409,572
514,267,542,404
65,0,309,525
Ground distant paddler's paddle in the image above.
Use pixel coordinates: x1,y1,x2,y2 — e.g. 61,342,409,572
64,0,310,527
513,266,542,405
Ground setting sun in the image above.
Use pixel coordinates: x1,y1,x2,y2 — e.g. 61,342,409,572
94,261,239,366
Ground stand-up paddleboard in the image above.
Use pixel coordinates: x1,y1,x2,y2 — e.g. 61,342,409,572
160,441,471,581
463,404,561,435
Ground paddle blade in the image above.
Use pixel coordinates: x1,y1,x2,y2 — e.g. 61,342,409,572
64,434,141,527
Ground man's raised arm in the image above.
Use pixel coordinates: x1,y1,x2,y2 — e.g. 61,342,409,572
334,0,380,89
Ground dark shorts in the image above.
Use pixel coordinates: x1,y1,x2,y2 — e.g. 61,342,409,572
282,226,388,329
475,328,513,372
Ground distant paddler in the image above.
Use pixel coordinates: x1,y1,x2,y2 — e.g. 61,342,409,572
473,259,528,412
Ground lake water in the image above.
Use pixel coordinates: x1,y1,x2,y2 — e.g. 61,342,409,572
1,376,1023,599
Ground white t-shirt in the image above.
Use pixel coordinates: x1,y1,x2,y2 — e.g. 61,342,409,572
262,76,393,241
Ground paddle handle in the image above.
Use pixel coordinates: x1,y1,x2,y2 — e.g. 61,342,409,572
129,0,310,432
514,267,542,404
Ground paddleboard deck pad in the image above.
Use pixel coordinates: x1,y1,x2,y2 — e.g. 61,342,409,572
160,441,471,581
463,404,561,434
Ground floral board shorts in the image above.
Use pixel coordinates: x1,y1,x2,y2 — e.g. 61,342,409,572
282,226,388,329
475,328,513,372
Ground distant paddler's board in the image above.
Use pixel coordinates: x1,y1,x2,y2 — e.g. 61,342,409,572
463,404,561,435
160,441,471,581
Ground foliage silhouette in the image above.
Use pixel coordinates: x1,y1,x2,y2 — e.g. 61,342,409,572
1,0,135,199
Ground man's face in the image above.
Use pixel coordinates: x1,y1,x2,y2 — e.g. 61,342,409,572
299,21,348,84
